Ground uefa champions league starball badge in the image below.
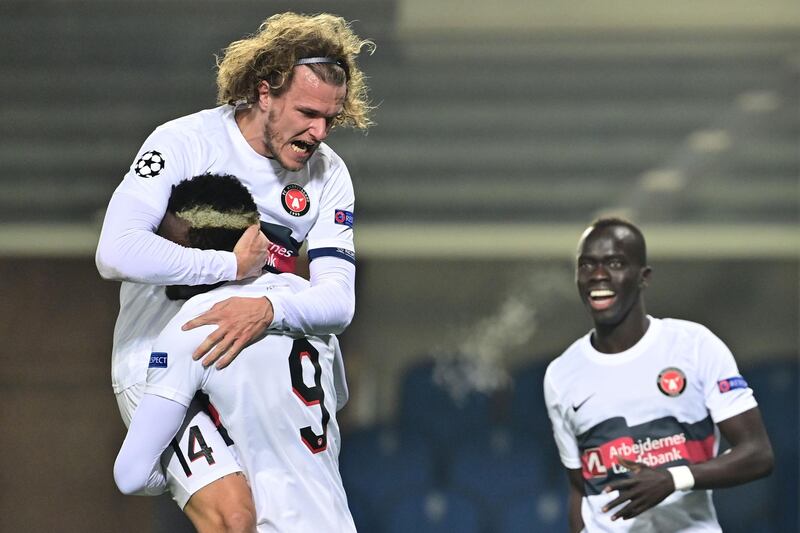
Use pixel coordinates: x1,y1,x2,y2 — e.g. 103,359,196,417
134,150,166,178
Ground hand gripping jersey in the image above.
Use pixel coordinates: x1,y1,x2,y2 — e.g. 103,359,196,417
96,105,356,393
544,317,758,532
146,273,354,532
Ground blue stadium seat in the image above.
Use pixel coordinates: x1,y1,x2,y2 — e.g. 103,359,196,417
773,447,799,533
505,361,563,479
714,474,781,533
398,359,495,448
340,425,436,517
497,488,569,533
744,360,799,457
508,361,552,436
446,429,551,514
744,359,799,532
383,489,485,533
345,485,380,533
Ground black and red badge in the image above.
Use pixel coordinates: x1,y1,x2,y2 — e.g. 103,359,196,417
281,184,310,217
657,367,687,397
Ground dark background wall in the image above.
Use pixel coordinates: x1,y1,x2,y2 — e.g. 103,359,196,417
0,258,149,532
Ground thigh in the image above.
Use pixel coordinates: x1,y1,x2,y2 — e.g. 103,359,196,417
162,396,244,509
183,471,256,533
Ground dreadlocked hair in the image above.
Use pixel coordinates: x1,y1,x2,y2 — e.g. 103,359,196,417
215,11,375,130
167,173,260,253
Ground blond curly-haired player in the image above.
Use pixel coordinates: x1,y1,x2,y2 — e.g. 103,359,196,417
97,12,373,532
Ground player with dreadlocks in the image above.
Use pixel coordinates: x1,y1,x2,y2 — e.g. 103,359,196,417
114,173,355,532
96,13,372,532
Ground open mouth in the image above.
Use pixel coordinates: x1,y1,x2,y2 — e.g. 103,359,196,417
589,289,616,310
290,140,315,155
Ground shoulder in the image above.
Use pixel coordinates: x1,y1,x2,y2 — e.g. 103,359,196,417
309,143,350,180
658,317,735,369
659,317,718,343
231,273,312,297
180,284,236,313
160,289,228,336
315,142,345,165
151,106,228,147
545,335,589,385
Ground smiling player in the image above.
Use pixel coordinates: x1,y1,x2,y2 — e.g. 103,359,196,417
543,217,774,532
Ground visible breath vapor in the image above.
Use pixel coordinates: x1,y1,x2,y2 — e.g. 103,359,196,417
433,267,572,401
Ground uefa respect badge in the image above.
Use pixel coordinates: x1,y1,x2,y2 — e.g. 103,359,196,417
149,352,168,368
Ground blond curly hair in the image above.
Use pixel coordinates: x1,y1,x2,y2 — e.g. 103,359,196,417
216,12,375,130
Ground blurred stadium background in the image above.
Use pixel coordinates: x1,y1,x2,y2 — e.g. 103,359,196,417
1,1,797,531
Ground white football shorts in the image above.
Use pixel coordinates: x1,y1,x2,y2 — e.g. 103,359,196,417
116,382,243,508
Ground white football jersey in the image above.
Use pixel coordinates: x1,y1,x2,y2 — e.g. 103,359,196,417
147,273,354,533
544,317,758,533
105,105,356,393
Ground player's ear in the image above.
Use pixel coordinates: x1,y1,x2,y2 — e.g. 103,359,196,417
257,80,271,107
639,266,652,289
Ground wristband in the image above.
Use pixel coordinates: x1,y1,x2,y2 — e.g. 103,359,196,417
668,465,695,491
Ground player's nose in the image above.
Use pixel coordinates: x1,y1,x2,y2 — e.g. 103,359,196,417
308,117,328,141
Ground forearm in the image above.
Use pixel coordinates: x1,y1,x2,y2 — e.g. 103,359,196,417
569,494,584,533
690,446,773,490
566,469,585,533
96,191,237,285
269,257,355,335
114,394,186,496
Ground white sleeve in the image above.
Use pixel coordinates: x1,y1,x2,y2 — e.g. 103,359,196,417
544,366,583,469
95,123,238,285
697,328,758,423
96,191,238,285
146,314,209,404
305,152,356,256
268,256,355,335
114,394,187,496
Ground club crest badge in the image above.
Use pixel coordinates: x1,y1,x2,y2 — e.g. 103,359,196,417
281,184,310,217
657,367,687,397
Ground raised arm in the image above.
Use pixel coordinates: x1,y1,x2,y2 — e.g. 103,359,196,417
114,394,187,496
97,190,232,284
267,153,356,335
268,255,355,334
97,118,274,286
183,155,357,368
184,255,354,368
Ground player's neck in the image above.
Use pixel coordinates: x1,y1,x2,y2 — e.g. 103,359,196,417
591,308,649,354
235,108,271,158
